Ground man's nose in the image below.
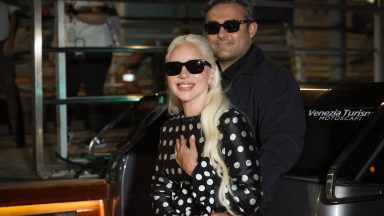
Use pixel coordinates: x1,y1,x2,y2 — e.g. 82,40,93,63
217,26,227,38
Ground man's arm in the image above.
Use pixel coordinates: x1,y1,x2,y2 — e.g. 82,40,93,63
258,70,306,208
3,8,19,57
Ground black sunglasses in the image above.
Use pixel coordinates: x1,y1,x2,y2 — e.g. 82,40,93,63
204,19,253,35
164,59,212,76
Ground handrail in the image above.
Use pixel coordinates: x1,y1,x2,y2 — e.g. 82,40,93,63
44,95,143,104
45,46,167,53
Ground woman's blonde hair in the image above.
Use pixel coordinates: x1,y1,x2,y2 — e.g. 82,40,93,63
166,34,237,215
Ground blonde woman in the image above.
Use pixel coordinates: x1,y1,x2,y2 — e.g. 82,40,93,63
151,34,262,216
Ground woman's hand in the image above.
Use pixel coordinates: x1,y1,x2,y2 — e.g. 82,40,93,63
175,135,198,176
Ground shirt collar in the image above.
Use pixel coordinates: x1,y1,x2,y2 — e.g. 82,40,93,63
220,44,256,84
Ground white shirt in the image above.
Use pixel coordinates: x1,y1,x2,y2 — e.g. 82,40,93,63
64,1,113,47
0,2,19,41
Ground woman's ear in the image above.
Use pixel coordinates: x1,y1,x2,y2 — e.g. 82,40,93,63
208,68,215,87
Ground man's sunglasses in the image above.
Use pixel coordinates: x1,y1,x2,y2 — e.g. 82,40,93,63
164,59,211,76
204,19,253,35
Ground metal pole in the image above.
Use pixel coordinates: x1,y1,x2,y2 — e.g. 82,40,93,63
55,0,69,159
32,0,44,176
328,0,346,81
374,0,384,82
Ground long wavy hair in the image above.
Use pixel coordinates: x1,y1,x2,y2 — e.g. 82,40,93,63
166,34,238,215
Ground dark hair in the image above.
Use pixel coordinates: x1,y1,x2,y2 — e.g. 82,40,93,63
202,0,254,22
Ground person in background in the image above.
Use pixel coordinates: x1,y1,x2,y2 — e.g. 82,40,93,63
203,0,306,214
63,0,117,138
0,0,25,147
151,34,262,216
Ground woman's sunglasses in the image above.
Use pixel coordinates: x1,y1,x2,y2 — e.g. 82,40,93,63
164,59,211,76
204,19,253,35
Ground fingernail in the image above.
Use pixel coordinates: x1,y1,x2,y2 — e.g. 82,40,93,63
190,135,195,139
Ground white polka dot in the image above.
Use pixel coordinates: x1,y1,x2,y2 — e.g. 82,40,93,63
199,185,205,191
231,184,238,191
207,179,213,185
197,123,201,129
201,161,207,167
163,154,167,160
246,160,252,166
155,208,159,214
221,148,226,155
210,190,214,194
163,202,169,207
249,145,255,151
244,188,250,194
169,127,173,132
230,134,236,141
186,211,191,216
155,165,159,171
228,150,232,156
178,199,184,205
154,195,160,200
209,197,214,204
199,137,204,143
165,168,169,174
239,207,244,212
200,196,206,201
232,117,238,123
237,146,244,152
234,196,240,202
225,118,230,124
182,125,186,131
206,206,211,212
162,140,167,146
162,127,166,132
182,189,188,194
169,140,173,146
241,131,247,137
196,174,202,180
166,183,172,188
256,160,260,166
187,198,192,203
242,116,247,123
253,174,259,181
234,162,240,169
219,133,223,140
242,175,249,182
225,199,230,205
178,168,182,174
192,192,197,197
189,124,193,130
175,126,179,132
204,171,210,177
250,198,256,205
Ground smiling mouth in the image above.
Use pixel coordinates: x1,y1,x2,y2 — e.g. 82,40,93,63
177,83,195,90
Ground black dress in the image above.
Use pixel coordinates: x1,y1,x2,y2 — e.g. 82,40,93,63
151,107,262,216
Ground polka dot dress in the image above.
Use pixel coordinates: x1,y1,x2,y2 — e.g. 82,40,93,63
151,107,262,216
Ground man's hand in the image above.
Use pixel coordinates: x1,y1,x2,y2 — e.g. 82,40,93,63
175,135,198,176
3,39,14,57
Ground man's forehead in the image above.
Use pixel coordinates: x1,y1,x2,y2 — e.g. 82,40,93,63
206,4,245,21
